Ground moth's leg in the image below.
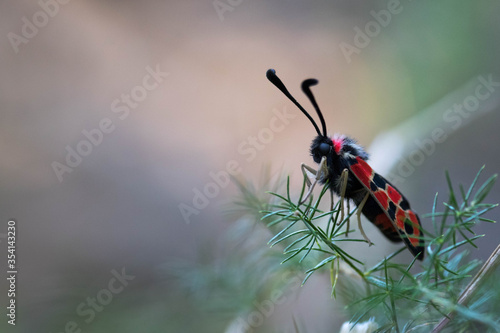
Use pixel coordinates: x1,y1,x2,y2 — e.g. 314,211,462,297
338,168,349,223
300,162,321,205
300,164,317,205
299,156,328,205
327,189,337,226
346,199,351,236
330,190,334,212
301,163,316,187
357,191,373,246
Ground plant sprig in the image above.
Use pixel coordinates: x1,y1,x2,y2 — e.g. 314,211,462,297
261,166,499,332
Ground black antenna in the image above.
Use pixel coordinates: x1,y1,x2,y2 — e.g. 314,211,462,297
266,69,322,136
301,79,327,137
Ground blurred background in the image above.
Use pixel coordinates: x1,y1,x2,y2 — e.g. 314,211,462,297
1,1,500,332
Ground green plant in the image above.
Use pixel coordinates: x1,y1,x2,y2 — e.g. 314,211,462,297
262,166,499,332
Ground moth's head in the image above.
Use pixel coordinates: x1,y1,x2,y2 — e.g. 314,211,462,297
310,135,334,164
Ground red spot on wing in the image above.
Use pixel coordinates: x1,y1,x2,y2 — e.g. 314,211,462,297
374,190,389,210
387,185,402,204
350,157,373,188
406,211,422,247
408,235,420,248
395,208,405,228
407,211,420,235
396,209,421,248
374,213,396,232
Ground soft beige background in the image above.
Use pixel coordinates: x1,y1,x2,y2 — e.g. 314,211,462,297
1,1,499,332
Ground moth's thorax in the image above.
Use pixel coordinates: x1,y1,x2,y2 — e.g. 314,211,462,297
310,133,371,200
331,134,346,154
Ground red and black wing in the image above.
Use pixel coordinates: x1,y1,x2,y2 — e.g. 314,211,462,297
349,157,425,260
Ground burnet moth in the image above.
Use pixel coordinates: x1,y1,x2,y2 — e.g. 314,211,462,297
266,69,424,260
